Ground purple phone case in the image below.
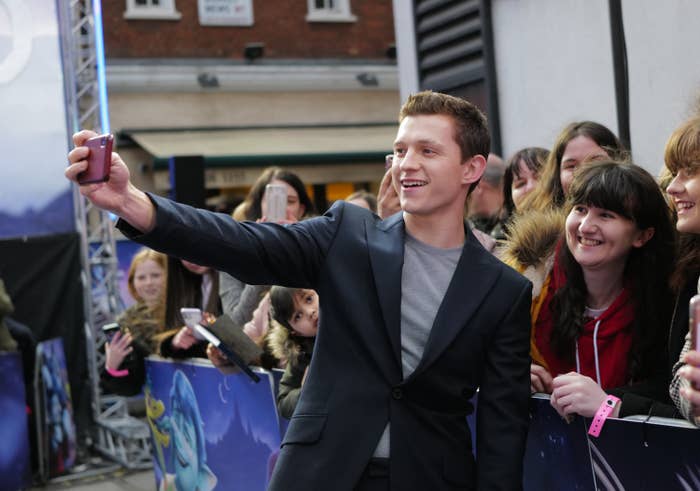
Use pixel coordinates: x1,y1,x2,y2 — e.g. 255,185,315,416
78,134,113,184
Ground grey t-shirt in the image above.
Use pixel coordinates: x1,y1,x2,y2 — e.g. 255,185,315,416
373,233,462,458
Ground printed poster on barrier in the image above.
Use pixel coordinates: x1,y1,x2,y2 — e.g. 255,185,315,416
36,338,77,478
0,351,32,490
145,357,281,491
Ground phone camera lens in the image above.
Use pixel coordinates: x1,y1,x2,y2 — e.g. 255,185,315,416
101,137,107,145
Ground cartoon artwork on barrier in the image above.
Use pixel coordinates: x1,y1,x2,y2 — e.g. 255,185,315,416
36,338,77,478
145,358,282,491
0,351,32,490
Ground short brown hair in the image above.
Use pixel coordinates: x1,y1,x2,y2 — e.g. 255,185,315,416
399,90,490,162
664,116,700,175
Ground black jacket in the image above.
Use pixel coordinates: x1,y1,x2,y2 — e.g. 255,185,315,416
119,195,532,491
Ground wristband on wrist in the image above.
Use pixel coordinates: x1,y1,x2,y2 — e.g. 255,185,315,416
588,394,620,437
106,367,129,378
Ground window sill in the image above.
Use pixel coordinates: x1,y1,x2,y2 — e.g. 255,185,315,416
123,9,182,21
305,12,357,23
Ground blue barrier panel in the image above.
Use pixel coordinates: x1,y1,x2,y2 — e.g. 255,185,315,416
145,357,281,491
524,396,596,490
0,351,31,490
590,415,700,489
524,394,700,490
36,338,77,478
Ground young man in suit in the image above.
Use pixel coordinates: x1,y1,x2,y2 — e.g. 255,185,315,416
66,91,532,490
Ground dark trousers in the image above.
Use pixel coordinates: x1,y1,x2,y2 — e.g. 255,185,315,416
354,458,389,491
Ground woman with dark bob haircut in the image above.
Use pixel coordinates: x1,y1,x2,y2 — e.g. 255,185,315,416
221,166,315,334
503,146,550,215
238,166,315,222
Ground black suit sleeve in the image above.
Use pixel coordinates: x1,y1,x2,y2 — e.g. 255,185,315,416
476,280,532,490
117,194,341,289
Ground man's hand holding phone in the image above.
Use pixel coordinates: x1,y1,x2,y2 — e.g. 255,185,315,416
66,130,156,233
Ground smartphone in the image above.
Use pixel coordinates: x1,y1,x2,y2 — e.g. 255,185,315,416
78,133,113,185
180,307,208,341
264,183,287,222
102,322,121,343
689,280,700,417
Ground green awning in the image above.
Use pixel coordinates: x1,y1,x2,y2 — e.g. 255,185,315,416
125,124,398,169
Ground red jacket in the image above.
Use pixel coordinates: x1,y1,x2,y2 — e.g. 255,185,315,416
533,255,635,390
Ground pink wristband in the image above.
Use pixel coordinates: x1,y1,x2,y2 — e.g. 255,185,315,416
106,367,130,378
588,395,620,437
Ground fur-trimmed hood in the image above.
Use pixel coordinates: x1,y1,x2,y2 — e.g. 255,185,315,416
498,208,566,298
117,301,164,354
267,318,315,368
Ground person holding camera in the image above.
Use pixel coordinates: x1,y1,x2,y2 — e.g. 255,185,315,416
102,248,166,396
219,167,314,337
66,91,531,491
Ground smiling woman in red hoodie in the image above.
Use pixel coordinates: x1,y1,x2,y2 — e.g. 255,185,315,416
502,160,675,420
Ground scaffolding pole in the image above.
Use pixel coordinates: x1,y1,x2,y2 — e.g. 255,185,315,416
56,0,152,470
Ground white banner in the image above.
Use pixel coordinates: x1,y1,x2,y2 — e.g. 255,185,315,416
198,0,254,26
0,0,72,238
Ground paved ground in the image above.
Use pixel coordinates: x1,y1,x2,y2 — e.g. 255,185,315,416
29,468,155,491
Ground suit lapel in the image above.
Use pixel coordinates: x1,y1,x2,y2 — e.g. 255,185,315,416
409,227,502,379
366,212,405,369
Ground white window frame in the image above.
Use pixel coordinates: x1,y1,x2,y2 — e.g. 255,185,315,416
124,0,182,21
306,0,357,23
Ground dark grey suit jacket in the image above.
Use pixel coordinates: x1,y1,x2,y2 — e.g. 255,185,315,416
119,195,532,491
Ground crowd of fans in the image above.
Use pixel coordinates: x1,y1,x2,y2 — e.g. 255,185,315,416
3,102,694,473
93,109,700,428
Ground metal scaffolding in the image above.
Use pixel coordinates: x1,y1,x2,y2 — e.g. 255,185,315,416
57,0,151,469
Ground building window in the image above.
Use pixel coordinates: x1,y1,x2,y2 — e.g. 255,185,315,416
124,0,182,20
306,0,356,23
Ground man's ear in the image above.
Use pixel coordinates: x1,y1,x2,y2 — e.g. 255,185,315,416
462,154,487,186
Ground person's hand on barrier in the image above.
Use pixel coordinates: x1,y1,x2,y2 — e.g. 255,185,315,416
206,343,239,375
550,372,616,419
202,311,217,326
679,350,700,415
172,326,198,351
377,169,400,219
530,363,553,394
66,130,156,232
105,330,133,371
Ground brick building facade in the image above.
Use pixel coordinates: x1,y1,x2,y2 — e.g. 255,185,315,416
102,0,400,211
